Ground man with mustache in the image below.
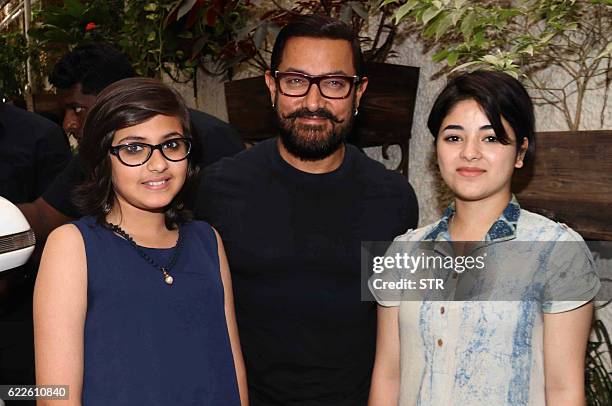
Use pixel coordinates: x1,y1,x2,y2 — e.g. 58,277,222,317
196,14,418,405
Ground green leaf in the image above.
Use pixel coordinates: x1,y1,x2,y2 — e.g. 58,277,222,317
473,30,485,46
177,0,198,19
350,2,369,20
144,3,158,12
521,44,534,56
595,41,612,60
482,54,503,66
432,49,449,62
539,32,556,43
339,4,353,24
64,0,86,19
447,51,459,66
460,10,476,39
450,60,480,73
177,31,194,39
435,13,453,40
422,6,443,25
147,31,156,42
394,0,418,24
450,8,464,26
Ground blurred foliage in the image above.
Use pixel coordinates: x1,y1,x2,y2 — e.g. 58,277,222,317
0,0,253,98
586,313,612,406
382,0,612,130
1,0,405,96
0,31,30,99
237,0,402,72
28,0,122,48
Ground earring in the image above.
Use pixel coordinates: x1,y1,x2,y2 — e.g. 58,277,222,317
354,108,359,116
102,202,111,214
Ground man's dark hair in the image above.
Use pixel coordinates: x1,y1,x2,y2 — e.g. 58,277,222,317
74,78,197,228
49,43,136,94
427,70,535,161
270,14,365,77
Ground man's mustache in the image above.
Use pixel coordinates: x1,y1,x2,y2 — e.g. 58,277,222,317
282,108,343,123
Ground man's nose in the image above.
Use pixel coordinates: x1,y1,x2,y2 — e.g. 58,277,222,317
303,83,326,112
63,110,80,135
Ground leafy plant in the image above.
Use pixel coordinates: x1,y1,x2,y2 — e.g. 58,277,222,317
586,304,612,405
24,0,251,83
162,0,254,77
28,0,123,49
228,0,402,73
0,30,29,99
118,0,193,80
383,0,612,130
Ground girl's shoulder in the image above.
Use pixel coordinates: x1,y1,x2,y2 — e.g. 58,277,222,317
182,220,218,243
48,222,84,246
516,208,585,242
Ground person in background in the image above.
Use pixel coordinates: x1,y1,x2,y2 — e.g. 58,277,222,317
196,14,419,405
0,100,71,397
34,78,248,405
369,70,599,406
18,43,244,247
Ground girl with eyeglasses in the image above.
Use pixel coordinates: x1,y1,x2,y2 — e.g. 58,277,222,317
369,71,599,405
34,78,247,405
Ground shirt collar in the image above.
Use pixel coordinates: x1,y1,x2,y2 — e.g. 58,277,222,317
424,195,521,242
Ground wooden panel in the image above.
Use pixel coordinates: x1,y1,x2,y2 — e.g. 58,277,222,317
224,62,420,175
224,77,277,141
512,130,612,240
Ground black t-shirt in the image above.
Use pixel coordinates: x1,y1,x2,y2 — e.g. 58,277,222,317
0,103,71,204
196,138,418,406
43,109,244,217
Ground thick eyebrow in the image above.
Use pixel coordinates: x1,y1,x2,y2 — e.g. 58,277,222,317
282,68,351,76
441,124,494,131
115,131,183,144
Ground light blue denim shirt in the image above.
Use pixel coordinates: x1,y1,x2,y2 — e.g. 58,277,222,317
374,197,600,406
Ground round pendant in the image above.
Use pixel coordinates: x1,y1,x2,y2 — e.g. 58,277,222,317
164,275,174,285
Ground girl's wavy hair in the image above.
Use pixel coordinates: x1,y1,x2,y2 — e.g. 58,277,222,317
73,77,198,229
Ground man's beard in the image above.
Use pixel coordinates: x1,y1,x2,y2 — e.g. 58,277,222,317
276,101,355,161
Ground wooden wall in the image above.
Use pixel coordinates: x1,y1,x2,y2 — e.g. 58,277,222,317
512,130,612,240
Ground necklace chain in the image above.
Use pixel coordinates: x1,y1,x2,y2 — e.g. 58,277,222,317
104,222,183,286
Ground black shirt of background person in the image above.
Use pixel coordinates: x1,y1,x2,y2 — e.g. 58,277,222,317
43,109,244,218
0,103,71,204
196,138,418,406
0,103,71,402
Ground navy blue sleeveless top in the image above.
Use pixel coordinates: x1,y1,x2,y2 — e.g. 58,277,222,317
73,216,240,405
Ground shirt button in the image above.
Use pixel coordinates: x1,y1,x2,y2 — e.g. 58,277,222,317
437,338,443,347
440,306,445,314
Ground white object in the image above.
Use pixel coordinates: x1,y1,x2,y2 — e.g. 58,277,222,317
0,196,35,272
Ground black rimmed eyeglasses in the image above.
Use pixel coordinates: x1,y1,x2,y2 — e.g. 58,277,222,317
109,137,192,167
274,71,361,99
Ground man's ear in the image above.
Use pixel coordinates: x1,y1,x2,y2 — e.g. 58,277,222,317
515,137,529,168
264,71,277,106
354,76,368,109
